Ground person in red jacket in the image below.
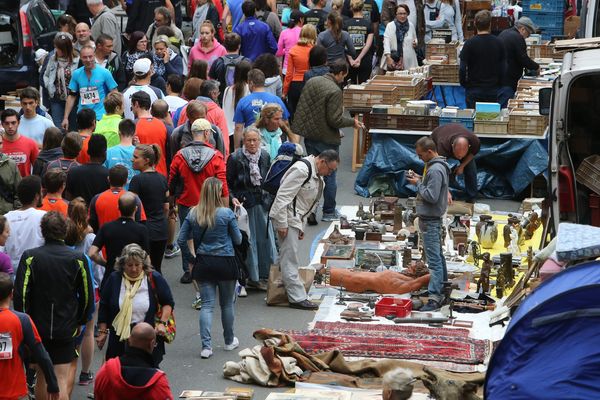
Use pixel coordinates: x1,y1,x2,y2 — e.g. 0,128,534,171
94,322,173,400
169,118,229,284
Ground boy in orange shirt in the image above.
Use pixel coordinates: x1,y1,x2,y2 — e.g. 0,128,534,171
39,169,69,216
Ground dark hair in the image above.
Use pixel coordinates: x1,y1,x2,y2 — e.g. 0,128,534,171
415,136,437,152
223,32,241,51
54,32,75,63
119,119,136,137
309,45,328,67
253,53,279,78
77,108,96,130
109,165,129,187
41,211,68,242
167,74,184,93
0,215,6,236
151,99,169,118
43,168,67,193
136,144,161,167
87,134,107,158
118,193,137,216
233,60,252,109
17,175,42,206
475,10,492,31
20,87,40,102
242,0,256,17
329,59,348,75
0,272,13,301
57,14,77,37
200,79,220,98
254,0,270,12
42,127,63,151
288,9,304,28
95,33,113,46
62,132,83,159
248,68,266,86
156,25,175,37
189,59,208,80
65,197,88,246
318,149,340,163
1,109,19,123
396,3,410,15
131,91,152,110
327,11,343,42
127,31,147,54
182,77,203,100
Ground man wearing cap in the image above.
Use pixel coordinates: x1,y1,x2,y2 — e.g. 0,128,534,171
62,45,118,130
168,118,229,284
122,57,165,120
498,17,540,108
234,0,278,61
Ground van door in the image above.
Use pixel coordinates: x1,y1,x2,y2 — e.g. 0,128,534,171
24,0,56,51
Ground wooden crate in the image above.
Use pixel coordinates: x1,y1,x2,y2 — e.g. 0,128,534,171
370,76,429,100
527,43,568,60
426,41,459,64
508,110,548,135
429,64,459,83
343,84,401,108
369,113,439,131
474,118,508,134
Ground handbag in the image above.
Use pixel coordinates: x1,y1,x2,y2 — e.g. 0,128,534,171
148,273,176,344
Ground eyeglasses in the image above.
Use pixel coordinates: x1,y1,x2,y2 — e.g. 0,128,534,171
325,162,337,173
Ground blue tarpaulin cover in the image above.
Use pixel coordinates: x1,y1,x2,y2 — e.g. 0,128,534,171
354,133,548,199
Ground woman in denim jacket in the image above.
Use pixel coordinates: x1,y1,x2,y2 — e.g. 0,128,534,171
178,177,242,359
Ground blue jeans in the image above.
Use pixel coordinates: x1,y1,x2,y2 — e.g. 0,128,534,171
50,99,77,131
304,139,338,214
465,87,499,109
420,218,447,302
450,159,478,201
199,280,236,350
497,86,515,109
179,204,191,273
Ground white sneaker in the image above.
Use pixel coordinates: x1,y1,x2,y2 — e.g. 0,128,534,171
238,286,247,297
224,337,239,351
200,348,213,359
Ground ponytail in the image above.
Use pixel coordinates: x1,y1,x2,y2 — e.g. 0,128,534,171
136,144,162,167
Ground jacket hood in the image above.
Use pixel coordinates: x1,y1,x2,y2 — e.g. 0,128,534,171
195,38,223,55
427,156,451,173
199,98,219,111
265,76,280,87
37,147,63,162
181,142,216,172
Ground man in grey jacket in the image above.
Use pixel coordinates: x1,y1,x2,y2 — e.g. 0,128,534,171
269,149,339,310
87,0,122,55
406,137,450,311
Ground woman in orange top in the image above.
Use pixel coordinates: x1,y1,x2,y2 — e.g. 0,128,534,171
283,24,317,121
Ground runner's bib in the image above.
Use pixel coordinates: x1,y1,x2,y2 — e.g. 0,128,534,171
0,332,13,359
80,86,100,105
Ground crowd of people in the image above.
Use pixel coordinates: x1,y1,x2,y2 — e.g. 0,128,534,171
0,0,545,397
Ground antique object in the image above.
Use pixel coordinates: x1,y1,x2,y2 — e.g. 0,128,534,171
356,202,366,219
403,207,417,227
320,244,354,264
340,215,351,229
503,215,521,248
402,247,412,269
325,225,352,245
509,225,521,255
397,228,410,241
469,240,482,267
404,260,428,278
449,215,466,233
458,243,466,256
500,252,514,287
355,227,366,240
527,246,534,269
477,215,498,249
522,211,541,240
330,268,430,294
355,248,398,269
393,200,404,232
477,252,492,294
496,271,505,298
451,228,469,249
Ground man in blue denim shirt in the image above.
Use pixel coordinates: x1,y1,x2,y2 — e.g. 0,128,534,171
406,136,450,311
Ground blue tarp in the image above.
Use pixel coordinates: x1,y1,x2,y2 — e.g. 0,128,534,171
486,260,600,399
354,133,548,199
426,85,467,108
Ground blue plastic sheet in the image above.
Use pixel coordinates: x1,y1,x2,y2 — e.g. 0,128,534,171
355,133,548,199
426,85,467,108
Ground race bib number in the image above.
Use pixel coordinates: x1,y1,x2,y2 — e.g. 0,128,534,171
80,86,100,105
350,33,366,48
0,333,13,360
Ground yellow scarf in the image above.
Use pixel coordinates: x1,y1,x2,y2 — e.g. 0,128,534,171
112,272,145,341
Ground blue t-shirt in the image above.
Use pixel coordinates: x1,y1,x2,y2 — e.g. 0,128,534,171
229,0,244,31
104,144,138,189
68,66,118,120
19,114,55,144
233,92,289,127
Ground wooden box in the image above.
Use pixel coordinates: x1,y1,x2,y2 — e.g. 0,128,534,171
426,41,459,64
508,109,549,135
429,64,460,83
343,84,401,108
369,113,439,131
474,118,508,134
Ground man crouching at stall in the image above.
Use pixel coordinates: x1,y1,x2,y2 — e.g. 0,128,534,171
406,137,450,311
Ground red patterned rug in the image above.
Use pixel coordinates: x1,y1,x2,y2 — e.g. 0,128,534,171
284,321,490,365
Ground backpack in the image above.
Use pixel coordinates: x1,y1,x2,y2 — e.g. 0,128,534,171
222,55,244,87
262,144,312,196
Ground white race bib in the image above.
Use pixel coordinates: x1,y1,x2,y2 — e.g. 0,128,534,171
0,332,13,360
80,86,100,105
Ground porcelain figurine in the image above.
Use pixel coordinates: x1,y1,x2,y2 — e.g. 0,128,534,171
503,215,520,248
477,215,498,249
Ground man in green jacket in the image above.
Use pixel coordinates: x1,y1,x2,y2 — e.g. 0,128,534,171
292,60,364,223
0,140,21,214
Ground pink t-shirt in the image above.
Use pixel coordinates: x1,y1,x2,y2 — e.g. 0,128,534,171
188,38,228,72
276,26,301,73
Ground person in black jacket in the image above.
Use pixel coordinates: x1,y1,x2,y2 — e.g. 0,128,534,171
125,0,166,35
14,211,94,400
498,17,540,108
95,34,127,91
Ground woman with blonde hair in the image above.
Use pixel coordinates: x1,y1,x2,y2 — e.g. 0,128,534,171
177,177,242,359
345,0,375,83
317,11,356,63
284,23,317,119
253,103,286,158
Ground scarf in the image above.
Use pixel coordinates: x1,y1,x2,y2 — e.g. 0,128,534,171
153,51,167,78
194,4,210,41
394,19,410,59
243,147,262,187
112,272,145,341
55,57,71,101
260,127,282,160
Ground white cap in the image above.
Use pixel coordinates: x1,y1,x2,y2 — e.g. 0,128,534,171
133,58,152,76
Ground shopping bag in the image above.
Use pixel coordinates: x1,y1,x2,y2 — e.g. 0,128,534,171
266,264,316,306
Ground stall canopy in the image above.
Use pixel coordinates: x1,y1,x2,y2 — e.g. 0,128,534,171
485,260,600,399
354,133,548,199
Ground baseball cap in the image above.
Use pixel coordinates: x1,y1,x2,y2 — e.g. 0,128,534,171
133,58,152,76
517,17,538,34
191,118,215,132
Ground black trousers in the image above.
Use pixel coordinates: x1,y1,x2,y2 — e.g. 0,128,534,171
149,239,167,273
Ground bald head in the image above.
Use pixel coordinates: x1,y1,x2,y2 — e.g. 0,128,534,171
75,22,91,44
451,136,470,160
118,192,138,217
128,322,156,353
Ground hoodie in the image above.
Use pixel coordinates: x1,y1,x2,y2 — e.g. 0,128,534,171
187,38,227,73
0,153,21,214
415,156,450,219
264,76,283,98
32,147,62,177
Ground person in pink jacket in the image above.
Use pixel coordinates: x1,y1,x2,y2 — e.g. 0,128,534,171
188,21,227,72
276,10,303,75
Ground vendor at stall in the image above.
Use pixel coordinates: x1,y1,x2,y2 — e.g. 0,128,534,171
498,17,540,108
431,123,480,202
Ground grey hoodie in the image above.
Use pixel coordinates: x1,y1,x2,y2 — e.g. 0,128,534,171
264,76,283,98
415,156,450,219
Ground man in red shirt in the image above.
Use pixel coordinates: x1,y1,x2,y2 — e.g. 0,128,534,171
131,91,168,177
1,109,39,177
75,109,97,165
169,118,228,283
89,164,146,232
0,272,59,400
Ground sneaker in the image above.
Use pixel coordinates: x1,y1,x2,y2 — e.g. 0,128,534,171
191,296,202,310
238,286,247,297
78,371,94,386
307,213,318,226
289,299,319,310
180,271,192,284
224,337,239,351
164,243,181,258
420,299,442,312
200,348,213,359
322,209,345,222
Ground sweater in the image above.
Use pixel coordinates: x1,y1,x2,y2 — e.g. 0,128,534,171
292,74,354,145
317,29,356,63
415,156,450,219
91,6,121,55
284,44,313,94
498,27,540,90
459,33,505,89
234,17,278,61
187,39,227,72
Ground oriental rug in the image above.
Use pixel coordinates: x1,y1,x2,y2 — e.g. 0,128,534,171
283,321,491,365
